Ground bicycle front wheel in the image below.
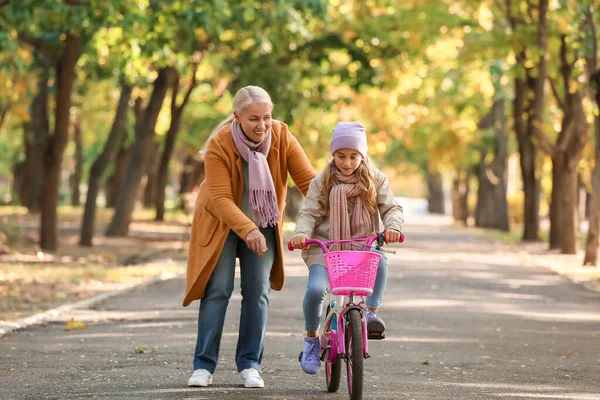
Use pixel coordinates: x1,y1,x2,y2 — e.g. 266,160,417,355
345,309,364,400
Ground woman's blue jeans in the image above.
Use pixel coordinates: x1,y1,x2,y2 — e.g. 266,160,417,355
303,249,388,332
193,227,276,373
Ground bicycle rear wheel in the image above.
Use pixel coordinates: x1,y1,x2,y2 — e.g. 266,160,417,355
345,309,364,400
324,308,341,392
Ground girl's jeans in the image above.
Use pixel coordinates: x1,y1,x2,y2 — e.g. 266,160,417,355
303,249,387,332
193,227,276,373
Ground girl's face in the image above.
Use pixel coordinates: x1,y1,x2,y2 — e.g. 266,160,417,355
234,102,273,143
333,148,363,176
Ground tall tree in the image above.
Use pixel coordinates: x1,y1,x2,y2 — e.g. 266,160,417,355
583,4,600,265
538,33,590,254
475,96,509,231
79,80,133,246
155,59,200,221
0,0,121,250
504,0,543,241
105,67,176,236
69,115,83,206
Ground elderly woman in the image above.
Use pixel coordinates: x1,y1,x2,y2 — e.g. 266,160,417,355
184,86,315,388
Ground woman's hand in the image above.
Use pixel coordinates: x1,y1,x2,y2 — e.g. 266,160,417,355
383,229,402,244
245,229,267,259
290,234,308,250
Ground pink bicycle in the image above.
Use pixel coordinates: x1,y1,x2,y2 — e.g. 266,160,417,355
288,232,404,400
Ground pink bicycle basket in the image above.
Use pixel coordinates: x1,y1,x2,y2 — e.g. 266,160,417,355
324,250,382,296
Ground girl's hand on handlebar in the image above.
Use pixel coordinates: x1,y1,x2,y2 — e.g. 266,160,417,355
290,234,309,250
383,229,402,244
246,229,267,259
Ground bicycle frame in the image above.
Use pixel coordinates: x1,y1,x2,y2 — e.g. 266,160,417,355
321,293,370,360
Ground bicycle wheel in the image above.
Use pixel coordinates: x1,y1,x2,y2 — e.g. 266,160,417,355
345,309,364,400
324,309,341,392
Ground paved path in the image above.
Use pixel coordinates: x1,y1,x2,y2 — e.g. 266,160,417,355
2,215,600,399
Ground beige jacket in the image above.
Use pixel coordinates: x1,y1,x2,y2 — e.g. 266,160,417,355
294,168,404,268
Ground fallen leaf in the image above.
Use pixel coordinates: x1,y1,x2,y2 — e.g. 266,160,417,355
134,347,157,354
66,318,88,331
422,359,430,365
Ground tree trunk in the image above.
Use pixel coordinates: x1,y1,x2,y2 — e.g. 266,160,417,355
426,169,445,214
530,0,550,248
514,56,540,241
105,147,130,208
548,97,588,253
142,140,160,208
549,156,564,250
475,99,510,231
583,6,599,265
451,170,470,224
584,88,600,263
105,67,176,237
155,115,177,218
26,71,51,213
38,35,82,251
178,154,205,212
80,81,133,246
545,36,590,254
70,120,83,206
12,157,26,206
550,153,578,254
0,103,11,135
506,0,543,242
284,185,304,221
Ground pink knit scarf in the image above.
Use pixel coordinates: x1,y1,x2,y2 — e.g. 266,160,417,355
231,120,280,228
329,171,373,251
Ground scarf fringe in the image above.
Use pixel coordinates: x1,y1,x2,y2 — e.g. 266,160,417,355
250,189,281,228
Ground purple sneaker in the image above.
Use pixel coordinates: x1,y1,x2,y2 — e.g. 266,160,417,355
365,311,386,337
299,337,321,374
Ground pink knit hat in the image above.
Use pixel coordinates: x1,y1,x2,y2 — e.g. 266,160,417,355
330,121,368,158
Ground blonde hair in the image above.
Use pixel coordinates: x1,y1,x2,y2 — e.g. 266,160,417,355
318,158,377,216
200,85,273,153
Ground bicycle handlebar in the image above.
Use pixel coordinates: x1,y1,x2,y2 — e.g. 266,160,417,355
287,232,404,254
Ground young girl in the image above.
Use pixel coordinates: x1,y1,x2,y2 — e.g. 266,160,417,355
290,121,404,375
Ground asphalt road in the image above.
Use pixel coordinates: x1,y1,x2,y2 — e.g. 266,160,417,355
2,214,600,400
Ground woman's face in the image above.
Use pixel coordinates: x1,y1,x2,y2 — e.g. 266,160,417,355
235,102,273,143
333,148,363,176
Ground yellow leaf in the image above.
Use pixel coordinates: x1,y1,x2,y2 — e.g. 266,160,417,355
66,318,88,331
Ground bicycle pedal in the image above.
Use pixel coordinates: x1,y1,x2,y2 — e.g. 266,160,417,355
367,332,386,340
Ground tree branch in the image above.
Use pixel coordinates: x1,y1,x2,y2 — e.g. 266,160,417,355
584,5,597,88
534,123,555,155
526,0,534,21
548,76,566,111
493,0,505,16
170,73,180,117
559,35,573,98
557,114,577,153
18,33,58,65
0,1,10,7
179,62,199,112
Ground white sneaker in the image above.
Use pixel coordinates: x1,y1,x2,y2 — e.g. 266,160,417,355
240,368,264,388
188,369,212,387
